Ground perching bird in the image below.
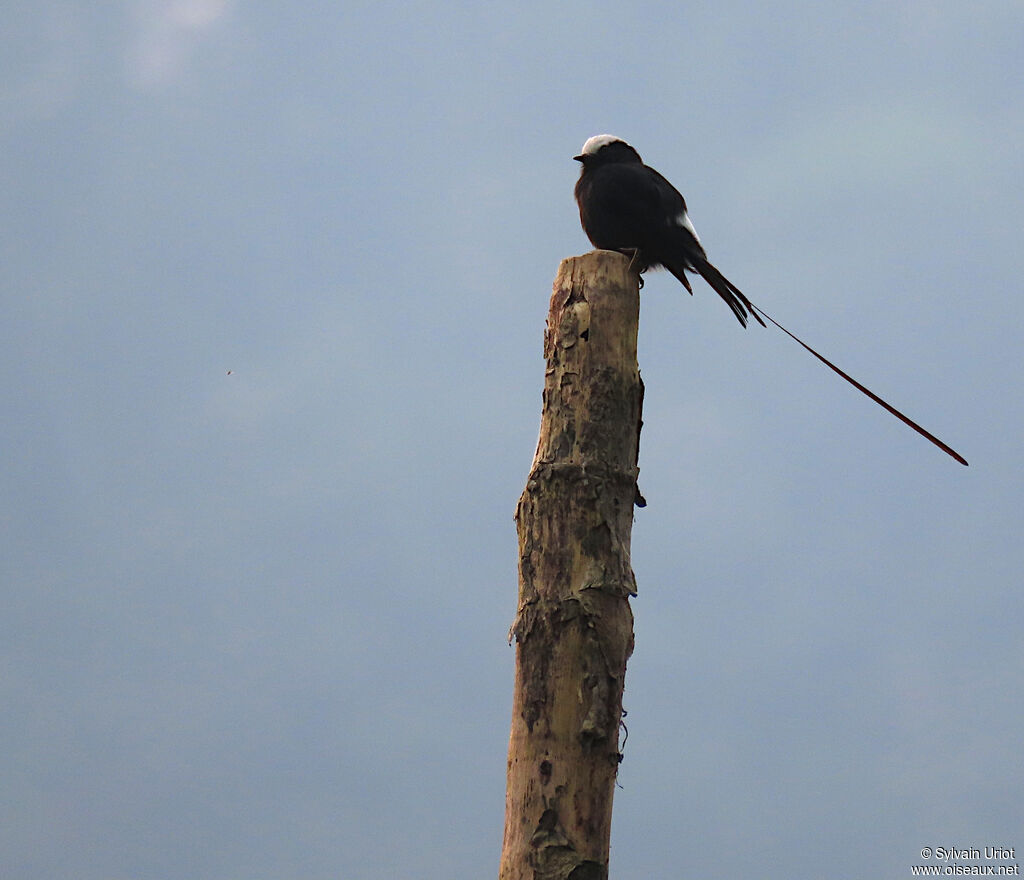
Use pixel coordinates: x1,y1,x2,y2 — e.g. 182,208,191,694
571,134,968,466
574,133,764,328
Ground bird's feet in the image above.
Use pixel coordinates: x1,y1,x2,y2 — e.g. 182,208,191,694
624,248,645,288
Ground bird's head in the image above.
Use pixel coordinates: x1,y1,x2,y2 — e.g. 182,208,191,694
573,134,643,166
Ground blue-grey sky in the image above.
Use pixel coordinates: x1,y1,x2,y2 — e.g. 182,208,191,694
2,2,1022,878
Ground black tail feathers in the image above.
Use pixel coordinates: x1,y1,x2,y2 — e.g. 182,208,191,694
688,255,765,328
656,248,966,465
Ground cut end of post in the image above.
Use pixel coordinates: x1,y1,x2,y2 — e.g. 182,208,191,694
558,250,641,297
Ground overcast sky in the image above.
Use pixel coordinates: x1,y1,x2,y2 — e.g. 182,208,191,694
2,2,1022,878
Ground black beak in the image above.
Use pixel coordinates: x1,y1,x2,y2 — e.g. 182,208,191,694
573,155,584,162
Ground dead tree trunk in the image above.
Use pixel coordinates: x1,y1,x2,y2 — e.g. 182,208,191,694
500,250,642,880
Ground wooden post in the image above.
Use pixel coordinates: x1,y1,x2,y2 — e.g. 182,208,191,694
500,250,642,880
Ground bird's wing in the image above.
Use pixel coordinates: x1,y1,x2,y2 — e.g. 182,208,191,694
646,166,687,218
585,163,668,244
646,166,706,251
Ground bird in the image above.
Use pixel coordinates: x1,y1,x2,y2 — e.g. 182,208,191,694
570,134,968,466
574,133,764,328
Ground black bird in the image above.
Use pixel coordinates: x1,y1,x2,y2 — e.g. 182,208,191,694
571,134,968,465
574,134,765,328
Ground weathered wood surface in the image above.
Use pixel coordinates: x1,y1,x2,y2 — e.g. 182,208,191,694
500,250,642,880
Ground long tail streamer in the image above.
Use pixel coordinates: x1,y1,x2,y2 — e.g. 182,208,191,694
747,302,968,466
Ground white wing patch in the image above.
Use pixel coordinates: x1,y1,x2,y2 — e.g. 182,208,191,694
579,134,623,155
677,211,701,244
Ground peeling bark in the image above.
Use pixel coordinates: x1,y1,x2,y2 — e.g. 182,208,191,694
500,251,642,880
